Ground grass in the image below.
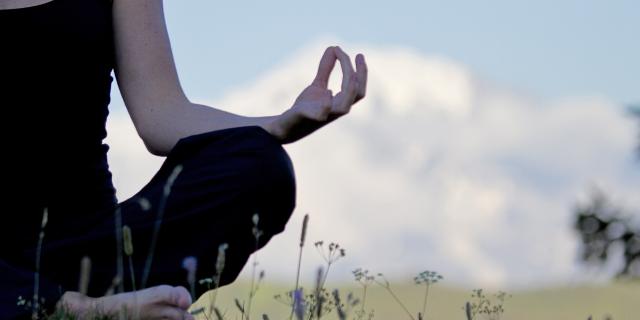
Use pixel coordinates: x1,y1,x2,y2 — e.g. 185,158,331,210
191,279,640,320
20,161,640,319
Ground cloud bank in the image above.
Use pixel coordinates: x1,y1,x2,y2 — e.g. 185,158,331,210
105,38,640,288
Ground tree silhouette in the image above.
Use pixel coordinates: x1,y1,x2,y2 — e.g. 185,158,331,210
574,189,640,277
573,105,640,278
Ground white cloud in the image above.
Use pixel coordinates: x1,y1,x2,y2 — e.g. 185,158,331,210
105,38,640,289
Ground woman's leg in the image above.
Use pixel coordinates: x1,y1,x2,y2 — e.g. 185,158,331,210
41,125,296,298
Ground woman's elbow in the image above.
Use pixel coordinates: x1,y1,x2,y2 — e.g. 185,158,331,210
142,135,170,157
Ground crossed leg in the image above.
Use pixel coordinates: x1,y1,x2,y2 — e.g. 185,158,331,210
4,126,296,319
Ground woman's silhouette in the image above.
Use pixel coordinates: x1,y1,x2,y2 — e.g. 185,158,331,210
0,0,367,318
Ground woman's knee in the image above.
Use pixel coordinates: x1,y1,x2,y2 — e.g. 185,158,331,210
243,128,297,234
156,126,297,234
212,126,295,203
173,126,296,225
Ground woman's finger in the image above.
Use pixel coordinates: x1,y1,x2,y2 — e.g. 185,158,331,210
334,46,356,92
149,306,194,320
334,73,358,114
355,53,367,101
312,46,337,88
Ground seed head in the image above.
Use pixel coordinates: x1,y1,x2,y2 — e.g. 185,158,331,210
122,226,134,256
216,243,229,275
300,214,309,247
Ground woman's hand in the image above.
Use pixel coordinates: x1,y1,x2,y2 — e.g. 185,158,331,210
267,46,368,144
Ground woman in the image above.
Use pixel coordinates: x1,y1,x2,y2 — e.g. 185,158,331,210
0,0,367,318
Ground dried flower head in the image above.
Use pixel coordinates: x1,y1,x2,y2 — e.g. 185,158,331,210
300,214,309,247
182,256,198,300
40,209,48,229
78,256,91,295
182,256,198,275
216,243,229,276
315,241,346,265
122,226,134,256
414,270,443,285
137,197,151,211
352,268,375,286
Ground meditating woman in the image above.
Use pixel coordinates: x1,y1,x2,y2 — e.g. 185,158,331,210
0,0,367,318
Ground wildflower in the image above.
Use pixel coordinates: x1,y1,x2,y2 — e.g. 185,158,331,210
182,256,198,299
293,288,305,320
182,256,198,279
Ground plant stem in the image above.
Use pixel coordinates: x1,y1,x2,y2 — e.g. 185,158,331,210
422,284,430,319
379,283,415,320
361,285,368,313
141,165,183,289
209,243,228,318
247,247,258,320
291,214,309,320
319,262,332,292
128,256,137,292
209,273,223,315
33,208,48,318
290,245,304,320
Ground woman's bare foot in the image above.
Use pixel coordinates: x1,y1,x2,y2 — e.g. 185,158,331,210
57,285,195,320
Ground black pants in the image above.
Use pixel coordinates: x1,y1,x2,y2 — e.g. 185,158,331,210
1,125,297,318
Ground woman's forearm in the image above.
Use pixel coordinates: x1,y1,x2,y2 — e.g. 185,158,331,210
134,45,366,156
140,101,280,157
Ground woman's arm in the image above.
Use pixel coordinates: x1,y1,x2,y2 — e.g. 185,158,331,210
112,0,366,156
112,0,277,156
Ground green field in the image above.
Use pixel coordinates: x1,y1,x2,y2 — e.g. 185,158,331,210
192,280,640,320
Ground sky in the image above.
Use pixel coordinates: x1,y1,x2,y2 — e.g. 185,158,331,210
103,0,640,289
158,0,639,104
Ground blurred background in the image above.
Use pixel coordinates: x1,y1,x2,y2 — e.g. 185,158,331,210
104,0,639,318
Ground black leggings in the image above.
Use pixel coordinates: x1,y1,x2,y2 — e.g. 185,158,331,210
1,125,297,318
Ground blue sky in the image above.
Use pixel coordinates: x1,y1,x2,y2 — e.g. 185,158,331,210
159,0,639,106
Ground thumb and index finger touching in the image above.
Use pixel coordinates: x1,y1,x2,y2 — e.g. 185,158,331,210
312,46,366,92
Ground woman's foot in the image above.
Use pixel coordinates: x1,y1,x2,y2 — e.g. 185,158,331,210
57,285,195,320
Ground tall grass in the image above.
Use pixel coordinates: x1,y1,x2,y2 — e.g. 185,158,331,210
15,162,552,320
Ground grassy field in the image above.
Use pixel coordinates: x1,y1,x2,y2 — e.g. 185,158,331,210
191,279,640,320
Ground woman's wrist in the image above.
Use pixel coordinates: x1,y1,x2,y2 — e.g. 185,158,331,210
260,113,286,143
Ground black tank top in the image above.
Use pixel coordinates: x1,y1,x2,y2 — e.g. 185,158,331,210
1,0,118,243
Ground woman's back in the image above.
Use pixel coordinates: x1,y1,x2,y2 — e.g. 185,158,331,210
0,0,118,245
